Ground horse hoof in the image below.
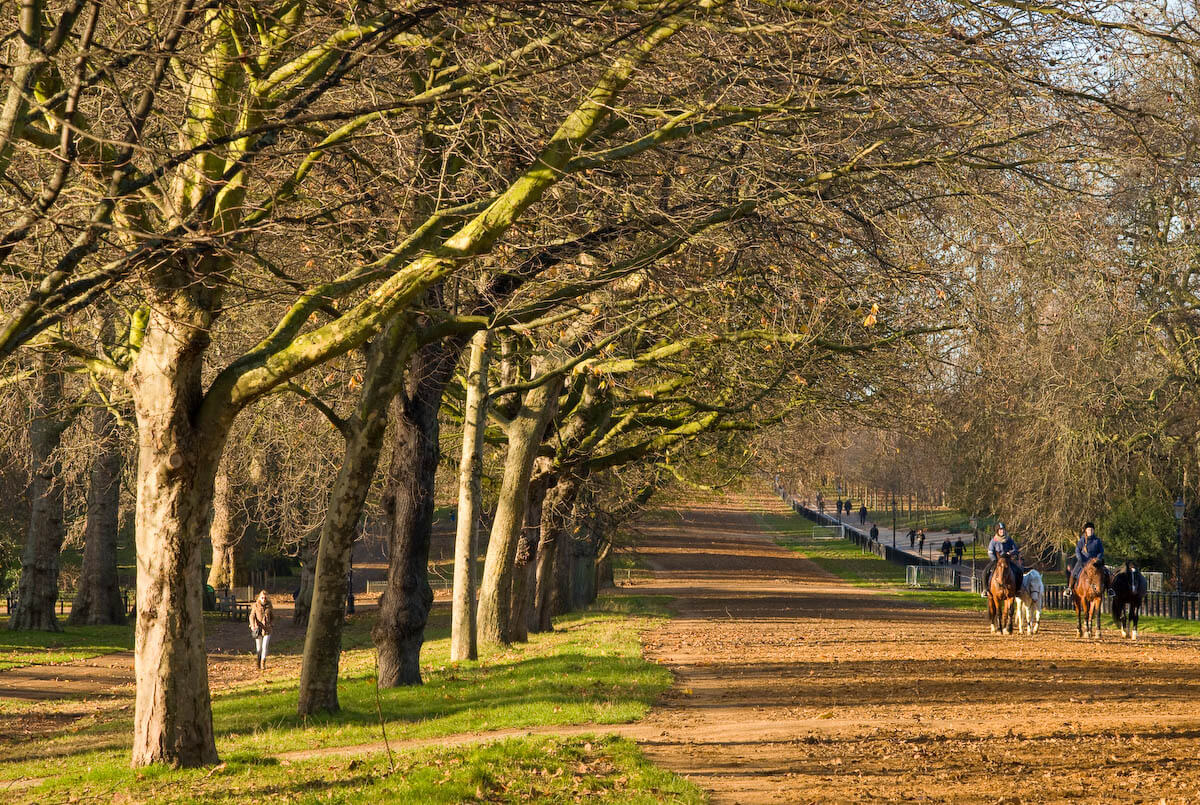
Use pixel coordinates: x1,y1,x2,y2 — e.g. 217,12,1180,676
1132,630,1138,640
990,625,996,633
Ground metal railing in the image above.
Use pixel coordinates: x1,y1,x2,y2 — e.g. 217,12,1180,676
907,565,960,589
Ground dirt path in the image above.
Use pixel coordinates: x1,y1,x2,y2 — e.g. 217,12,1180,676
629,489,1200,804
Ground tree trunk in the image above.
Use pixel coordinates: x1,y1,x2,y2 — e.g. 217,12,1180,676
293,531,317,625
205,466,236,590
451,330,489,662
10,358,68,632
534,473,581,631
512,460,552,641
296,424,379,715
373,339,462,687
128,310,224,768
553,498,574,617
69,398,126,626
298,319,411,715
477,376,562,647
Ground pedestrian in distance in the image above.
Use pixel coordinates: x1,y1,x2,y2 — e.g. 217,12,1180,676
918,529,926,554
941,538,952,562
953,537,965,564
907,528,917,548
836,498,843,517
869,523,879,545
249,590,273,671
845,497,852,516
859,504,868,525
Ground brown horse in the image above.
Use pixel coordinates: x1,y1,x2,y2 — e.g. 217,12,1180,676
988,554,1020,634
1072,558,1108,639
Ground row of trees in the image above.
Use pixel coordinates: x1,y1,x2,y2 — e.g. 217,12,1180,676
767,3,1200,583
1,0,1177,770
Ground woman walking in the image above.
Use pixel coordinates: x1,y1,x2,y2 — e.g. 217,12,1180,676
249,590,274,670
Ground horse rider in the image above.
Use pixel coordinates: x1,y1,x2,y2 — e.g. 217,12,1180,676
983,523,1022,597
1067,521,1108,599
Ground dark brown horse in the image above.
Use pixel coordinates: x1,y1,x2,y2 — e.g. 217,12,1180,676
1072,558,1107,639
988,554,1020,634
1111,561,1147,640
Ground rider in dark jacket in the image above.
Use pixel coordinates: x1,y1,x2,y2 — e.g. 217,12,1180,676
982,524,1022,596
1068,522,1106,597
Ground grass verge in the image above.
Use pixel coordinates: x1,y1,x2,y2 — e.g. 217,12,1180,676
0,623,134,671
1,593,682,802
41,734,702,804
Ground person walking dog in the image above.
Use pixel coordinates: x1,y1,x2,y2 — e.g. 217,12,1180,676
249,590,274,670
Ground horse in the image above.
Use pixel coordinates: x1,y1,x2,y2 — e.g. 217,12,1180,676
988,553,1020,634
1016,569,1044,635
1111,561,1147,640
1072,558,1108,639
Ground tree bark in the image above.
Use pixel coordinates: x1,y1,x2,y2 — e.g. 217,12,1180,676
293,531,317,625
512,459,552,641
534,473,581,631
298,318,411,715
477,376,562,647
10,357,69,632
69,397,126,626
296,420,380,715
451,330,489,662
205,466,236,590
373,338,462,687
128,307,224,768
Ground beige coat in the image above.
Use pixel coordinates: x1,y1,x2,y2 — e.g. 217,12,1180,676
249,600,273,635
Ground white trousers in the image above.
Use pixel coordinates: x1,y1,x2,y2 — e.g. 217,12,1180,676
254,633,271,662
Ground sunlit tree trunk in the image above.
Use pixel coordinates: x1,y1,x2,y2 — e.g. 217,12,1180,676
129,299,225,768
451,330,490,661
477,377,562,646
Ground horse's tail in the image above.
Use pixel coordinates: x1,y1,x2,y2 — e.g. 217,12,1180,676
1112,587,1121,622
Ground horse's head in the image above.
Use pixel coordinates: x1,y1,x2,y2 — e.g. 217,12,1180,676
990,554,1018,596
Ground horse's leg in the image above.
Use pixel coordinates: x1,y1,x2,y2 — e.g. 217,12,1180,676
1033,600,1040,634
1092,599,1101,639
988,596,997,633
1005,596,1015,635
1075,600,1083,638
1131,602,1139,641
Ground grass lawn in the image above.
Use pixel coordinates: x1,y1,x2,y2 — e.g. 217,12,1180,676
758,511,906,586
38,734,701,804
0,623,134,670
1,593,690,803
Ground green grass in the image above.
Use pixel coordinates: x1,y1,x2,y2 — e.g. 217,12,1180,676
0,593,679,801
760,511,907,586
0,623,134,670
30,734,702,804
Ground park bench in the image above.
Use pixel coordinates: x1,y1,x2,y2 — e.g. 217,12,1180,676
215,586,254,621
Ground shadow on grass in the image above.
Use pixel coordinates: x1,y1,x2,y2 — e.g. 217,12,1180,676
2,595,670,772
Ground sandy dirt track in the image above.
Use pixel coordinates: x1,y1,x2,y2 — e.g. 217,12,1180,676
630,490,1200,804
